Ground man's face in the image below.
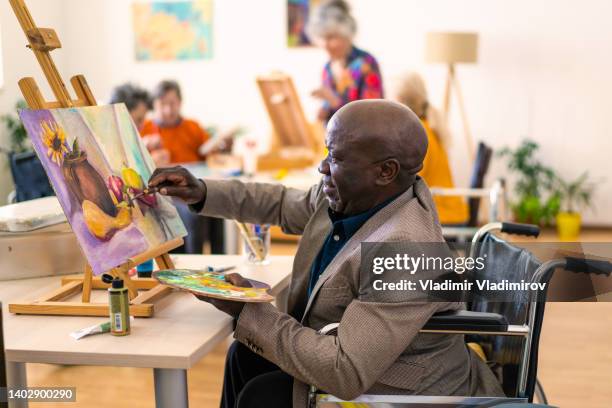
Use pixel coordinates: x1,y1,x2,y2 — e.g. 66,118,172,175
154,90,181,126
318,119,380,215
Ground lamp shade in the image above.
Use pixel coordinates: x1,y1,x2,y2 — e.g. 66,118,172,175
425,32,478,64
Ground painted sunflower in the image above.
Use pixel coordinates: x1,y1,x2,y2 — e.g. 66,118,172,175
41,121,69,165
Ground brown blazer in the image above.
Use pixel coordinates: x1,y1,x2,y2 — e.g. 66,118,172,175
199,177,504,407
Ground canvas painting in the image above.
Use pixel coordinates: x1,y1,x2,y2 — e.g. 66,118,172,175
19,104,187,275
287,0,320,47
132,0,213,61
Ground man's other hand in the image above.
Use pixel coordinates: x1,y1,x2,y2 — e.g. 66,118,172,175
196,273,254,318
148,166,206,204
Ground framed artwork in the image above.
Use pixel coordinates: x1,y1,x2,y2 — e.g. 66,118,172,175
19,104,186,275
287,0,321,47
132,0,213,61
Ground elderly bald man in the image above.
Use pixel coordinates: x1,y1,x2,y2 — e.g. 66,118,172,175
149,100,503,408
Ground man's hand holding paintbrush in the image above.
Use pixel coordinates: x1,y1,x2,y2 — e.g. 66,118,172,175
148,166,208,205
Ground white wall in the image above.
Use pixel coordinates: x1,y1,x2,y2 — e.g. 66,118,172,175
0,0,65,204
2,0,611,225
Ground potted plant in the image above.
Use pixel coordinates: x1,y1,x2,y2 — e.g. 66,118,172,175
498,140,560,226
555,172,595,241
0,100,30,153
1,100,54,202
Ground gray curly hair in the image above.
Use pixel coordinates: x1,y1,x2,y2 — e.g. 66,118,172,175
306,0,356,41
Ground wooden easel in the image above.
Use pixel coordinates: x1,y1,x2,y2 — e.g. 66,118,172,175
255,72,324,171
7,0,182,318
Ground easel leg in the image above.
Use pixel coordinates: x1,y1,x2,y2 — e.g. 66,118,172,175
81,264,93,303
114,266,138,300
155,253,175,270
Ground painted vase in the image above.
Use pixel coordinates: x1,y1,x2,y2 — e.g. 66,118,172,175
62,151,117,217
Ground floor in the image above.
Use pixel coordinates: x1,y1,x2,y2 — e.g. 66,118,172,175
25,231,612,407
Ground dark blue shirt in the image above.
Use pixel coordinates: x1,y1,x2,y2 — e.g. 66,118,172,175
307,196,398,296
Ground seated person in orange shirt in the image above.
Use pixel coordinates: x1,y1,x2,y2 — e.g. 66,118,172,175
141,80,211,166
142,80,224,254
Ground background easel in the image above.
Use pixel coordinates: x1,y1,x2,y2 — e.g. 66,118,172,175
255,72,324,171
7,0,182,318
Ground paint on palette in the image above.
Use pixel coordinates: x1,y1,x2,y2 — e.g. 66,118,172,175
154,269,274,302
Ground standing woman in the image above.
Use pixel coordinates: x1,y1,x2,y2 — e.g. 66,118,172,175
308,0,384,122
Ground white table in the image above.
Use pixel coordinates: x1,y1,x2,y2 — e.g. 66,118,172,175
0,255,293,408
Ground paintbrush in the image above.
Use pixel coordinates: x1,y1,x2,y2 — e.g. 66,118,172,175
234,221,265,261
131,186,159,200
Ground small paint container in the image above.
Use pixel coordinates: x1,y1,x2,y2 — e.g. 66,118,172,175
108,278,130,336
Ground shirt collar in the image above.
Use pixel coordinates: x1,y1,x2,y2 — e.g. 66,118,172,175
327,191,404,238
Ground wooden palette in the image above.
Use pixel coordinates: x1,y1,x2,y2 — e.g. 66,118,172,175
153,269,274,302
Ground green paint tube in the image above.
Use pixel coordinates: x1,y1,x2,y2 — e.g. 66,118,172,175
70,321,111,340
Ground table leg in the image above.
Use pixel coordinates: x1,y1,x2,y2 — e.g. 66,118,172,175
6,361,28,408
153,368,188,408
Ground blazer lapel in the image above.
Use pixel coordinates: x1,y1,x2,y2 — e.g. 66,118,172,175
301,186,415,321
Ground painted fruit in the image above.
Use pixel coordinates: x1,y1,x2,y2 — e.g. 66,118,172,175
107,175,124,203
82,200,131,240
122,167,144,190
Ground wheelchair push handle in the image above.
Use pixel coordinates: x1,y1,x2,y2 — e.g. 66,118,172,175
565,257,612,276
500,222,540,237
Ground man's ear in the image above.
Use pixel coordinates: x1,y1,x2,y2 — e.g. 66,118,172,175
375,159,400,186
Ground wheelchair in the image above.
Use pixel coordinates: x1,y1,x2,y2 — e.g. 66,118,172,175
309,222,612,407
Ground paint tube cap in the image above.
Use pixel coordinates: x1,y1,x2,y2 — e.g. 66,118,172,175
112,279,124,289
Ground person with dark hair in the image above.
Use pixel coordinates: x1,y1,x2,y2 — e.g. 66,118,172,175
109,83,152,130
308,0,384,122
140,80,211,164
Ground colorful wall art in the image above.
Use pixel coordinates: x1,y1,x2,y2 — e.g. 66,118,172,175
132,0,214,61
287,0,320,47
19,104,186,275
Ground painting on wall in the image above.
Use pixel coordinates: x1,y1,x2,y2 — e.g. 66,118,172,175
132,0,213,61
287,0,320,47
19,104,187,275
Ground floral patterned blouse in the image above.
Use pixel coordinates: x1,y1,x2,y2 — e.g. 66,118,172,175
321,46,384,122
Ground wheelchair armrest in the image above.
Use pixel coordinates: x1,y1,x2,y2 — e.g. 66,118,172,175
565,257,612,276
422,310,509,332
500,222,540,237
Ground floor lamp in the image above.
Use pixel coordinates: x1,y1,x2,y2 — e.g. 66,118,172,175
426,32,479,162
